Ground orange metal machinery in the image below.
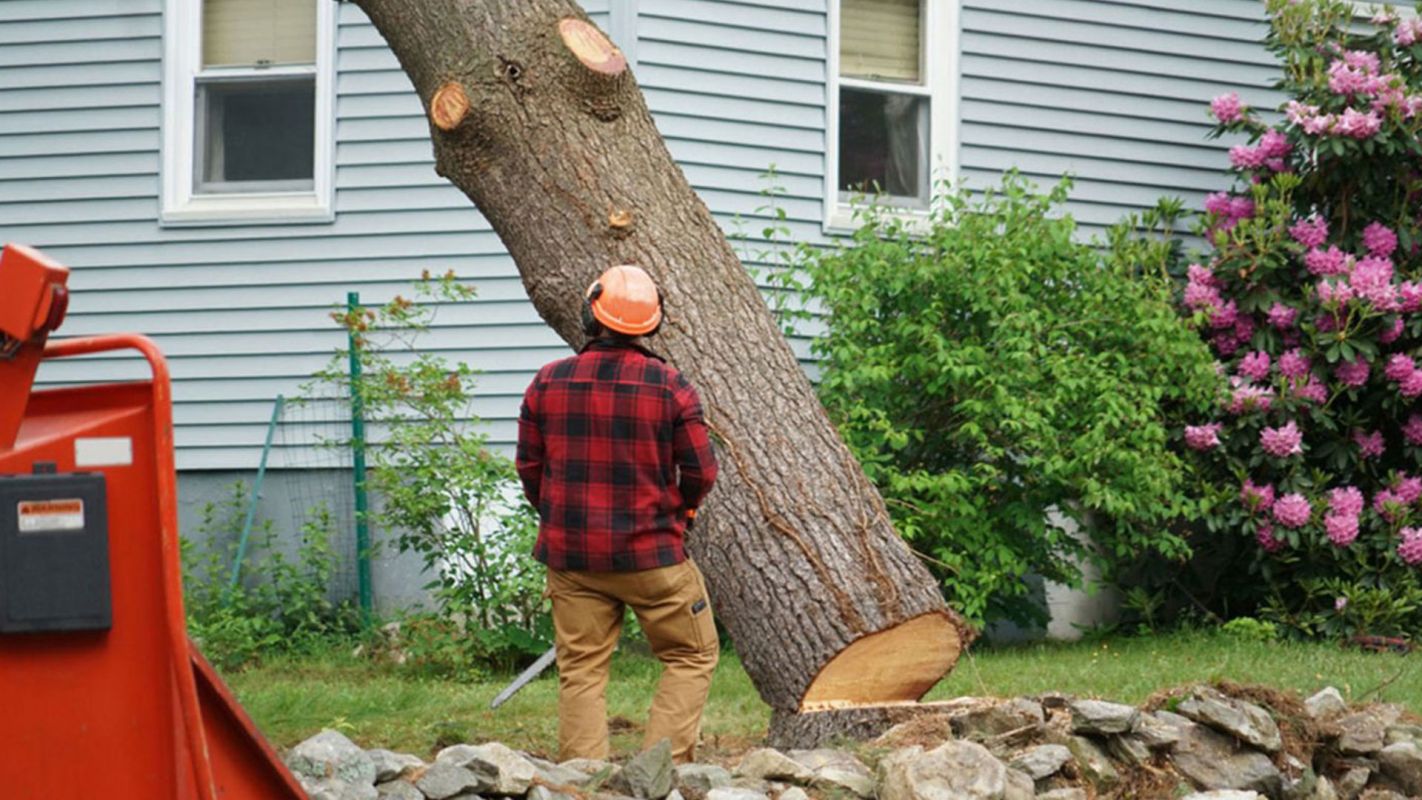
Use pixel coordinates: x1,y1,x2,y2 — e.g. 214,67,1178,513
0,244,308,799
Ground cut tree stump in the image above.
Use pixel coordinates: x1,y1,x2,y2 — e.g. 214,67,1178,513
349,0,973,731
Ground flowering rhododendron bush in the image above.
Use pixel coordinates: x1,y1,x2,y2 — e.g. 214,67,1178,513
1180,0,1422,636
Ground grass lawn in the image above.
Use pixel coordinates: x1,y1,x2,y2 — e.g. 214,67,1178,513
226,628,1422,762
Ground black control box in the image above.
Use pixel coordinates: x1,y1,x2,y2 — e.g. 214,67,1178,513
0,472,111,633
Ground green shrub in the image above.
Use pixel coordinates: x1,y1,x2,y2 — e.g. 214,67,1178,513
772,174,1220,625
318,273,549,673
183,483,360,671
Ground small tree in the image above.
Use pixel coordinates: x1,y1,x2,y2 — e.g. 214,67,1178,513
1176,0,1422,636
320,274,547,670
775,174,1220,625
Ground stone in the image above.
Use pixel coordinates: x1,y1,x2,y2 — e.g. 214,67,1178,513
787,749,874,797
1385,724,1422,748
734,749,813,783
1336,711,1387,756
529,785,579,800
953,698,1046,741
1035,790,1087,800
618,740,676,800
565,759,621,789
1002,768,1033,800
1137,712,1186,749
877,741,1009,800
1064,736,1118,790
1377,741,1422,796
1169,720,1281,796
1068,699,1139,736
1306,687,1349,720
437,743,537,795
1337,767,1370,800
299,775,379,800
1180,792,1265,800
367,750,425,783
1108,734,1153,767
1008,744,1072,780
776,788,809,800
417,764,483,800
675,764,734,795
287,730,379,788
1177,687,1283,753
375,780,425,800
730,777,772,793
706,789,769,800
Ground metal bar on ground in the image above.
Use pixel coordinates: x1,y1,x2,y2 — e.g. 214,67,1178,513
348,292,374,624
227,394,285,598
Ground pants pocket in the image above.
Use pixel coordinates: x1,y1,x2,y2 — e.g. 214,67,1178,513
685,564,717,653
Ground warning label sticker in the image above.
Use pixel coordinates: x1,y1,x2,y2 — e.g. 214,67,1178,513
17,499,85,533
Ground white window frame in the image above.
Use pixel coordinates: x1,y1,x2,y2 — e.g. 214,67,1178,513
824,0,960,233
161,0,337,226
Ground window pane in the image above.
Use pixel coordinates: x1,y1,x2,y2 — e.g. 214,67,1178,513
838,88,929,205
841,0,921,83
204,0,317,67
196,77,315,191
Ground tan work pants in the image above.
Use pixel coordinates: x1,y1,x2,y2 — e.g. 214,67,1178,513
547,559,719,763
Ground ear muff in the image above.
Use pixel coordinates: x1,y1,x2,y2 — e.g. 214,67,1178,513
581,282,604,337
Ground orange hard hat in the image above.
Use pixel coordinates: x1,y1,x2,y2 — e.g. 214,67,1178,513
586,265,663,336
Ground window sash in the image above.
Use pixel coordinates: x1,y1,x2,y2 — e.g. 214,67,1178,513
839,0,923,83
203,0,317,68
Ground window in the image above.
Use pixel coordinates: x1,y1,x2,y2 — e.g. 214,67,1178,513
826,0,959,231
163,0,335,225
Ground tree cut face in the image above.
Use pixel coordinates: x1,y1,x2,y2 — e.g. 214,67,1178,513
350,0,971,720
800,612,962,712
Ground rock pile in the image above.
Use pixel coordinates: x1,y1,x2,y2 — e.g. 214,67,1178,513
283,683,1422,800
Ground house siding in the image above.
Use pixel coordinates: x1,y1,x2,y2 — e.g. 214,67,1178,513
0,0,1283,473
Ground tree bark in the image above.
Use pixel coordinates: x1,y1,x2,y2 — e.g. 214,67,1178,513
350,0,971,719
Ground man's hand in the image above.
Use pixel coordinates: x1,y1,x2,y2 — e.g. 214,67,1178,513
684,508,697,530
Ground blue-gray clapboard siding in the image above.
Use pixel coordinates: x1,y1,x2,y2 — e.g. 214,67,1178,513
0,0,1282,471
958,0,1281,235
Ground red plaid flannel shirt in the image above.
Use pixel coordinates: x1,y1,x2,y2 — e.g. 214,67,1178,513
516,340,718,571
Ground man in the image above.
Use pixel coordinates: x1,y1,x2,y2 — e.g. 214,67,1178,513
515,264,719,763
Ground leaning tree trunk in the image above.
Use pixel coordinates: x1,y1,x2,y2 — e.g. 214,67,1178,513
351,0,972,741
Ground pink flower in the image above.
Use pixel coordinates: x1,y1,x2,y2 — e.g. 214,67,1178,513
1335,107,1383,138
1401,372,1422,398
1261,421,1304,457
1398,18,1422,46
1278,349,1311,379
1330,486,1365,517
1376,489,1407,522
1289,216,1329,248
1317,278,1356,307
1343,50,1382,74
1211,300,1239,329
1214,332,1240,357
1204,192,1234,217
1273,493,1313,528
1184,281,1223,312
1242,479,1276,512
1305,246,1350,276
1385,354,1417,382
1239,351,1271,381
1400,528,1422,565
1187,263,1218,286
1296,376,1329,404
1396,475,1422,505
1404,414,1422,445
1381,318,1406,344
1330,59,1373,95
1351,256,1396,309
1230,145,1268,170
1211,92,1244,123
1257,520,1284,553
1234,315,1256,346
1184,423,1223,451
1325,512,1360,546
1374,9,1399,25
1400,282,1422,313
1363,222,1399,257
1229,196,1255,219
1268,303,1299,329
1334,357,1371,387
1228,383,1275,413
1259,129,1292,159
1355,428,1386,458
